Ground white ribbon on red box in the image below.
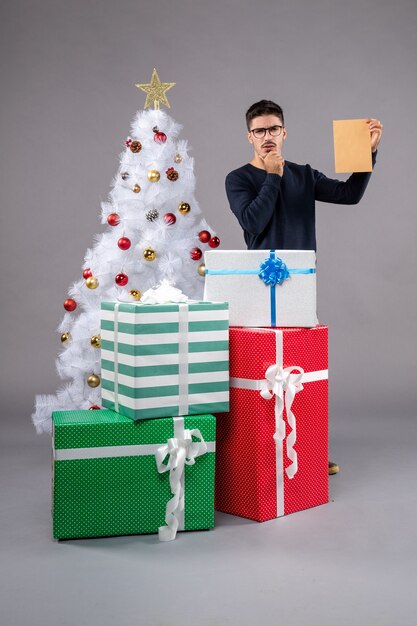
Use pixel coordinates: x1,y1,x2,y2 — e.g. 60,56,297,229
229,330,328,517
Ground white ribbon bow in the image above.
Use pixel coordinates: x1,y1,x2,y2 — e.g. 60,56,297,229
260,364,304,479
140,279,190,304
155,428,207,542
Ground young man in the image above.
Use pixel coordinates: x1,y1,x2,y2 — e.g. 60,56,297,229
226,100,383,251
225,100,383,475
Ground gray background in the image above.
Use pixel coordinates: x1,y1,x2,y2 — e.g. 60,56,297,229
1,0,416,625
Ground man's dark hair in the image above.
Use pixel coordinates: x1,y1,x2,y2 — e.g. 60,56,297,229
246,100,284,130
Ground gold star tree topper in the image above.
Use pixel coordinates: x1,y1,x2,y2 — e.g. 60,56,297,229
135,69,176,110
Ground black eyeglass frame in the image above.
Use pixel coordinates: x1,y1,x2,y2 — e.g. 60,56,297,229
249,125,284,139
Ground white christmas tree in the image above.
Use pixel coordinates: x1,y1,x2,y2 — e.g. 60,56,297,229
33,69,221,434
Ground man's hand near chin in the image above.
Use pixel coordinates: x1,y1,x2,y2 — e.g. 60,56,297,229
262,150,285,176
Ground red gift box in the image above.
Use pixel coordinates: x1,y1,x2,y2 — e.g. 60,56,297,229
215,325,328,522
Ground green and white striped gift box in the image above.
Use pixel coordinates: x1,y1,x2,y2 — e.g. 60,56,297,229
100,301,229,420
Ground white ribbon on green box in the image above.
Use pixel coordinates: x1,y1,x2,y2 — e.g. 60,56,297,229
112,302,191,416
229,330,328,517
155,416,209,541
177,303,189,416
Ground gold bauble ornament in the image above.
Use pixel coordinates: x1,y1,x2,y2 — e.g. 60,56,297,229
174,153,182,164
129,289,142,300
90,335,101,348
85,276,99,289
87,374,100,388
197,263,206,277
147,169,160,183
178,201,191,215
143,247,156,261
61,331,71,343
133,183,141,193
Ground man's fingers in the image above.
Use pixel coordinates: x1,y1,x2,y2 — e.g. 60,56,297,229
366,119,383,129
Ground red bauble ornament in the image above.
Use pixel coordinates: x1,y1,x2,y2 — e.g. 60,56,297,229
153,126,167,144
198,230,211,243
83,268,92,279
118,237,131,250
107,213,120,226
209,236,220,248
115,272,128,286
163,213,176,225
155,132,167,143
89,405,101,410
190,247,203,261
64,298,77,312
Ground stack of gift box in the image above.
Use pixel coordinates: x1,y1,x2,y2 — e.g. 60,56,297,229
52,249,328,541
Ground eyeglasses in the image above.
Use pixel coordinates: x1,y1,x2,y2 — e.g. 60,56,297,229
250,125,283,139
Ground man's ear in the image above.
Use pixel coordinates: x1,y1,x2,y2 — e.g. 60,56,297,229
282,128,287,141
247,131,253,145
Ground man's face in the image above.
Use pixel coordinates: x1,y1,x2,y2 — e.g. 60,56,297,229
247,114,287,159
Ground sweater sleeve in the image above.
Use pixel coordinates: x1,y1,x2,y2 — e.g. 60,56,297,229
314,151,377,205
225,170,282,236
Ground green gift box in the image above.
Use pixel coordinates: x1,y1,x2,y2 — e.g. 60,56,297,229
52,409,216,541
100,301,229,420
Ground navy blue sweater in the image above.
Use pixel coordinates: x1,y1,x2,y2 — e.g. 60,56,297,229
225,152,377,251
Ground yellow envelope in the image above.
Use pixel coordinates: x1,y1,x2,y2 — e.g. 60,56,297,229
333,119,372,173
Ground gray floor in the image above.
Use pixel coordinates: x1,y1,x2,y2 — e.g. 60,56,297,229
1,410,416,626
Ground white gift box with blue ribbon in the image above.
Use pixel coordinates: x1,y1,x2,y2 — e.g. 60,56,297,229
203,250,318,328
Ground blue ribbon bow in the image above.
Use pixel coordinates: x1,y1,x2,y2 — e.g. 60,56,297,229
259,255,290,286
